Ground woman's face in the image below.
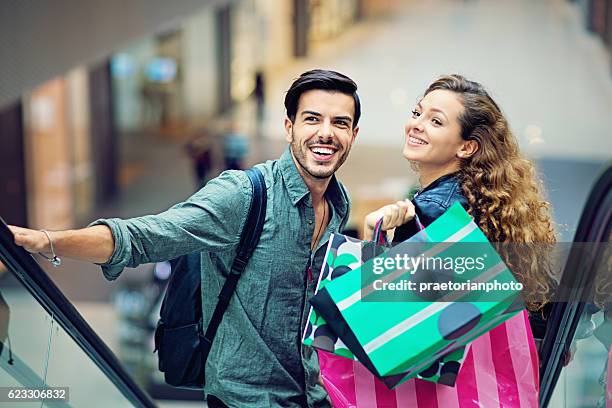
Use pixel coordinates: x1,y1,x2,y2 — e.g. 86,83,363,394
402,89,466,171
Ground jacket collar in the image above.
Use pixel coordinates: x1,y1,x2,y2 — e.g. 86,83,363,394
419,172,460,195
279,146,348,217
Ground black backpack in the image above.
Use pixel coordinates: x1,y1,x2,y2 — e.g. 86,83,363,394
153,167,267,388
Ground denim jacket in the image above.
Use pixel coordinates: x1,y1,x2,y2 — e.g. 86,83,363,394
393,173,468,243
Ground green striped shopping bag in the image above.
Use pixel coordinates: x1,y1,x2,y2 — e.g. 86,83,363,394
302,232,469,388
309,202,523,388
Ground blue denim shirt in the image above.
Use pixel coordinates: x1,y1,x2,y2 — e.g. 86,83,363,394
91,147,350,407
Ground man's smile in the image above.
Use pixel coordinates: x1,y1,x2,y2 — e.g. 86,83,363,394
309,144,339,162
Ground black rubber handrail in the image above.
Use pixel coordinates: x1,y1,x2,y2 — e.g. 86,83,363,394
0,218,157,408
539,163,612,407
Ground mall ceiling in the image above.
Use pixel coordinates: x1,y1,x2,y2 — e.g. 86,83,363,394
0,0,228,109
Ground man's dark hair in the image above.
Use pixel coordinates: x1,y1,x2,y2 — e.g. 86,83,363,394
284,69,361,129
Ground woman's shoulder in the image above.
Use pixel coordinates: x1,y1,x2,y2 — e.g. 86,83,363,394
413,175,468,224
394,175,469,243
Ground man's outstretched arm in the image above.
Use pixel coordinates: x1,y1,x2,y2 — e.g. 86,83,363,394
8,225,115,264
6,169,251,278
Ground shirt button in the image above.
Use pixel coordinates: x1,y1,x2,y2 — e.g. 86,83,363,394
308,220,313,225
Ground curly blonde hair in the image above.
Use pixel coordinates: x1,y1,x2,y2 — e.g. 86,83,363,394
424,75,557,310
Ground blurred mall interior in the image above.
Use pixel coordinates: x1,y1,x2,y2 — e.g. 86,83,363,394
1,0,611,406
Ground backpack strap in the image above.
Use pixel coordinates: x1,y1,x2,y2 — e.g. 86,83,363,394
200,167,267,362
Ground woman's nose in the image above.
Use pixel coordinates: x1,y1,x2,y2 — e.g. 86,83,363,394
406,118,423,133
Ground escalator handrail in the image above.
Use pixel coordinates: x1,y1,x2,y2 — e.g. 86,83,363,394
539,163,612,407
0,219,157,408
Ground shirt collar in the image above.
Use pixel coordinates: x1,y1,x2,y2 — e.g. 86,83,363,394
279,146,348,217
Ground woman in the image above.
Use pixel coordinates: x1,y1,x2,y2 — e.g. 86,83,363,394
316,75,553,407
364,74,557,311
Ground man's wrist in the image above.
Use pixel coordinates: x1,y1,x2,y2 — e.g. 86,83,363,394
39,230,61,267
36,229,51,253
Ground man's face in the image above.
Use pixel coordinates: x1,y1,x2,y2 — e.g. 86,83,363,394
285,89,359,181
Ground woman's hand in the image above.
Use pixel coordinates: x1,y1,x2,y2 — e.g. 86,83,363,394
363,199,415,240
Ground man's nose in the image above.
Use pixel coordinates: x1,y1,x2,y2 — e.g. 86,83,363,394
318,119,334,138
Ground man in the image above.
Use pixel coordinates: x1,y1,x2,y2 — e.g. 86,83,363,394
9,69,360,407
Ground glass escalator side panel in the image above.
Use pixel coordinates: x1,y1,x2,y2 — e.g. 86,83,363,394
43,317,136,408
548,308,611,407
547,234,612,407
0,220,156,408
0,268,135,407
0,271,52,393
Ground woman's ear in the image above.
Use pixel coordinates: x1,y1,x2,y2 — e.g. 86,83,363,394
457,140,479,159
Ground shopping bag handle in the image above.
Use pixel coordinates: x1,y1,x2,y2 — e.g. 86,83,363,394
372,213,425,244
372,218,389,245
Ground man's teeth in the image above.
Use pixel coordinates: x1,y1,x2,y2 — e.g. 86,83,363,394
410,136,428,145
312,147,335,155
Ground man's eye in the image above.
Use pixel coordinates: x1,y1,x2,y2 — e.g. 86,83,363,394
335,120,349,127
411,110,421,118
305,116,318,122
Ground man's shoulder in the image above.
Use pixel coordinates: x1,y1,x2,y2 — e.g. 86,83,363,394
202,157,281,194
252,156,293,197
212,169,252,190
190,169,253,206
252,158,278,184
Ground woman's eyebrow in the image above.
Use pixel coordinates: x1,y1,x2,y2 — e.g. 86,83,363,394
417,102,448,121
429,108,448,121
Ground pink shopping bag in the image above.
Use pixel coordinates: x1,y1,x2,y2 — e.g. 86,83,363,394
319,311,539,408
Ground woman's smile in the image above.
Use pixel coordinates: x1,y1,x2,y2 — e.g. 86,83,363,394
407,134,429,146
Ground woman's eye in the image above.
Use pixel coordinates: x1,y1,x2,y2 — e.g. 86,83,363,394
411,110,421,118
432,118,442,126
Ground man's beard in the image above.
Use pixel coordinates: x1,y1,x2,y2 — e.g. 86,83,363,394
289,132,350,180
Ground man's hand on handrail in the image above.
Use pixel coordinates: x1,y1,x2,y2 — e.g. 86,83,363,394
7,225,115,264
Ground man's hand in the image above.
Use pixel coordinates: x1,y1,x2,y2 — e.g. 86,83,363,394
7,226,50,253
363,199,415,240
7,225,114,264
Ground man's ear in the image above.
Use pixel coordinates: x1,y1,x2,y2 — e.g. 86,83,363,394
351,126,359,144
457,140,478,159
284,117,293,143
